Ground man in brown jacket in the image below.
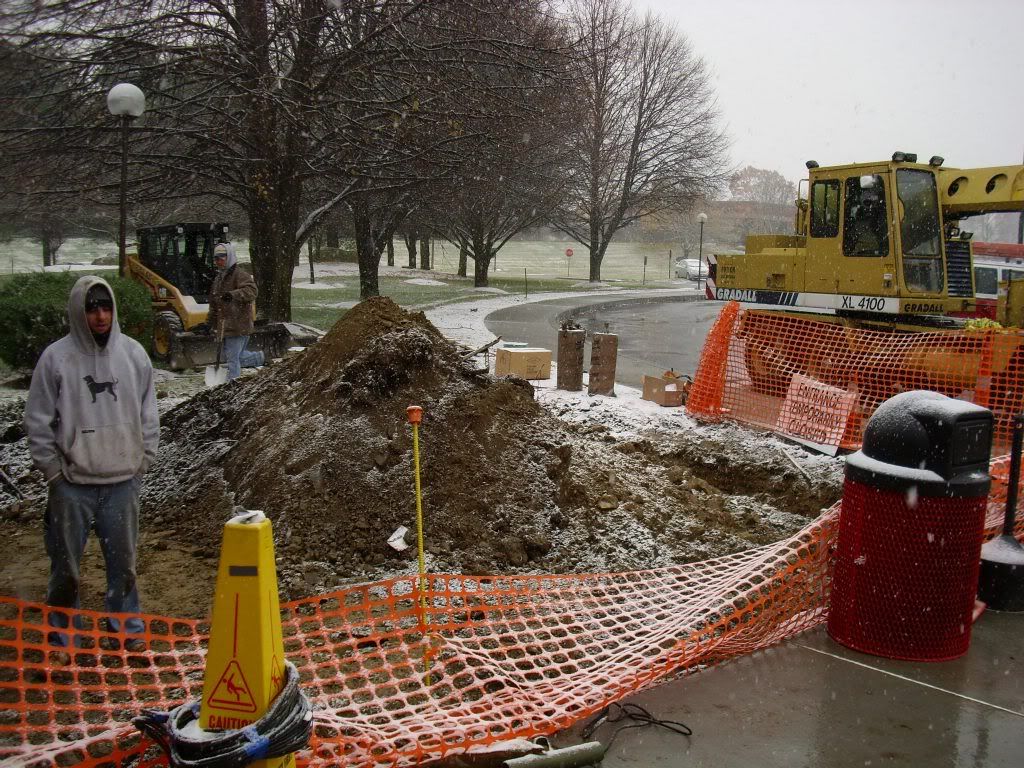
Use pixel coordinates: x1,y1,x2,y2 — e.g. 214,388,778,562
208,242,264,380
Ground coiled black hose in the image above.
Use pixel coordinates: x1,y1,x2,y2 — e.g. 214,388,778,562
133,661,313,768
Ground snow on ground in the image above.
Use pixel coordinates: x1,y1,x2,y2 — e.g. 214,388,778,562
423,289,844,482
403,278,449,286
292,280,342,289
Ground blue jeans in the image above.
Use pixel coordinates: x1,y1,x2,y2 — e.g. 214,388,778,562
222,335,265,380
44,476,145,646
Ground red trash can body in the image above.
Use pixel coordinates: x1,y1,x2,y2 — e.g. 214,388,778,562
826,391,992,661
828,478,988,660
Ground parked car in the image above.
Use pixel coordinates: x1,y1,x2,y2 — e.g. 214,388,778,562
675,258,708,280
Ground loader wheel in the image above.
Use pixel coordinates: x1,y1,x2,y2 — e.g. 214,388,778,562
152,311,184,362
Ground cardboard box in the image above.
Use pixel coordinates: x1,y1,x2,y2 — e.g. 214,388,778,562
642,374,687,407
495,347,552,380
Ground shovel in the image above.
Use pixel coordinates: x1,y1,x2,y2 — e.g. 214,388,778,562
204,318,228,387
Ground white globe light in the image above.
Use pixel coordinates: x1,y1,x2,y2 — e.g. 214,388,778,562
697,212,708,223
106,83,146,118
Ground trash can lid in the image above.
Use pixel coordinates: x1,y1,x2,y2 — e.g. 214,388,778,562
846,391,992,495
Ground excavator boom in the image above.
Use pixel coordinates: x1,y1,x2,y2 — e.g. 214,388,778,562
940,165,1024,217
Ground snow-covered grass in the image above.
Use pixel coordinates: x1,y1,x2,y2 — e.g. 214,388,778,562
1,236,707,284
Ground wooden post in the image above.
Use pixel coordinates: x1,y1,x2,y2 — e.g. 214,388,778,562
557,327,586,391
588,332,618,396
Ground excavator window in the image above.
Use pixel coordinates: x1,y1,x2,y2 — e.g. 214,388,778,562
137,225,220,303
973,266,998,296
810,180,840,238
897,169,943,293
842,174,889,257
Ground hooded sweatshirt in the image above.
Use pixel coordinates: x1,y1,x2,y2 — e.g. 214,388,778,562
24,275,159,485
207,242,257,337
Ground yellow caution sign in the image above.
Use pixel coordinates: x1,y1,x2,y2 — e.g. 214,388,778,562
200,511,294,768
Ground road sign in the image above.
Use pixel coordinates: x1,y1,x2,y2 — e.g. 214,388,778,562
565,248,573,258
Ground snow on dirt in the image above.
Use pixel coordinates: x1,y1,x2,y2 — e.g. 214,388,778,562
0,288,843,620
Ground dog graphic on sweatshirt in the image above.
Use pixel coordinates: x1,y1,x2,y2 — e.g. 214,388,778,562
83,375,118,403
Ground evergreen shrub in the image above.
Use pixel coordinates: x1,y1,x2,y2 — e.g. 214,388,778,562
0,272,152,368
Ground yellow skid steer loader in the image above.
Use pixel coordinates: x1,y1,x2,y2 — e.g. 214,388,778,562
126,222,317,369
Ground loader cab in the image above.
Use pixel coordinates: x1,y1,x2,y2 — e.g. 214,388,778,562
135,223,228,303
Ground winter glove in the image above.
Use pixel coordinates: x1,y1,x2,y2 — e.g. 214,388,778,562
221,292,232,303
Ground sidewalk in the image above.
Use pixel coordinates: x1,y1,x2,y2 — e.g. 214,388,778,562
557,615,1022,767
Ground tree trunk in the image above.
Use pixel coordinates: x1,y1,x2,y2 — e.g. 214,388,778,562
589,219,603,282
248,204,296,321
404,231,417,268
473,251,491,287
458,242,468,277
472,234,491,287
386,237,395,267
419,234,430,270
352,203,381,299
236,0,306,322
42,239,54,267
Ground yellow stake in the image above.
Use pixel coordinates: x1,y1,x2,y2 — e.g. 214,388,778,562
406,405,430,679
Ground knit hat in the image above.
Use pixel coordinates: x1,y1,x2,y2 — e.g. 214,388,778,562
85,283,113,311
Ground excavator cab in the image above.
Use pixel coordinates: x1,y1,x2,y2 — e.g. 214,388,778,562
707,155,1024,325
126,223,229,362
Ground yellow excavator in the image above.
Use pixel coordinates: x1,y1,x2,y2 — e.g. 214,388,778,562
709,153,1024,324
126,223,318,369
706,154,1024,397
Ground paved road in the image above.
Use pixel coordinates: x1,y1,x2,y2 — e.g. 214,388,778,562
484,293,718,387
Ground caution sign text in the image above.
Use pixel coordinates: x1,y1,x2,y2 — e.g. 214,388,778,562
776,374,856,455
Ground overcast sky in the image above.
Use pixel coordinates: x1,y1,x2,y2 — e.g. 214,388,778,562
638,0,1023,182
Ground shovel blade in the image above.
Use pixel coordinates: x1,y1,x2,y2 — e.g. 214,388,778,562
205,364,229,387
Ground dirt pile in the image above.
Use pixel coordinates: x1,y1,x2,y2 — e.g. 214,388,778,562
0,297,842,617
151,298,564,585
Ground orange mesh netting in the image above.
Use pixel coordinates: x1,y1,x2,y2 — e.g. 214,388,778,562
2,455,1022,766
1,515,839,767
688,303,1024,453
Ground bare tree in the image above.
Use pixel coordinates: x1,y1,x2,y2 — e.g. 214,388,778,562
0,1,569,313
433,8,572,287
553,0,729,281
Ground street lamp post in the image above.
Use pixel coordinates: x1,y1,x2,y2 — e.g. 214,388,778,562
696,211,708,291
106,83,146,277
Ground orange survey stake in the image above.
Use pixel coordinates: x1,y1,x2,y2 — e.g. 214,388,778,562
406,404,423,424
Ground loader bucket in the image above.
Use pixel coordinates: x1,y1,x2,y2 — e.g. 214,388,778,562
168,322,300,371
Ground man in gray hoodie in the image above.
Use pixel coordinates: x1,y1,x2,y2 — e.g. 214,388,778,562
24,276,159,650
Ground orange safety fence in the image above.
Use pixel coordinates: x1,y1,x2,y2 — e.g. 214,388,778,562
2,471,1022,767
1,519,836,766
687,303,1024,454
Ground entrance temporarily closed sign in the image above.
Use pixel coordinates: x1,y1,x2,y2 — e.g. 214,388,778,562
775,373,856,455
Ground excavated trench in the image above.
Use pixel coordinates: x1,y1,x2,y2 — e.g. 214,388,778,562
0,297,842,618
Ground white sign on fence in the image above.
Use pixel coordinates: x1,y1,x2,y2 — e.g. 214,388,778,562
775,373,856,456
